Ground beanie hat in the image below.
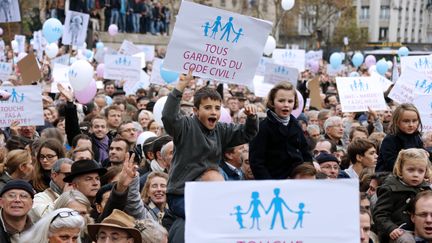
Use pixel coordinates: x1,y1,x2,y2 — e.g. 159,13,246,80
0,180,35,198
315,152,339,164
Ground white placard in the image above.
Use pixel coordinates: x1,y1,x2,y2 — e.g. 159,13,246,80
0,62,12,81
370,72,393,92
33,30,46,61
62,11,89,46
51,64,71,93
336,77,387,112
0,85,43,127
401,55,432,79
137,44,155,62
51,54,70,66
14,35,25,53
163,1,272,85
255,57,273,76
305,50,323,62
185,180,359,243
414,95,432,132
149,58,167,85
272,49,306,72
252,75,273,98
0,0,21,23
118,40,142,56
263,63,298,87
104,54,141,82
388,67,431,104
123,71,150,95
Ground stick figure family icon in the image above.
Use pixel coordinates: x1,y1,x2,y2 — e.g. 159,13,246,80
0,88,24,103
230,188,310,231
202,16,244,43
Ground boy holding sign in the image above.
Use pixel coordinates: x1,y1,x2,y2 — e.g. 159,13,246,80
162,68,258,218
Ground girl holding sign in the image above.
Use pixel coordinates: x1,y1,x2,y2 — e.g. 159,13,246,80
249,82,312,179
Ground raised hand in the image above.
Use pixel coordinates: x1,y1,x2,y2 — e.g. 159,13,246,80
176,67,195,92
243,104,257,117
57,83,74,102
116,153,138,193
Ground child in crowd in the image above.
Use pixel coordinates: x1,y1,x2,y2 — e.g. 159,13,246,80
373,148,431,243
376,103,424,172
249,82,312,179
162,68,259,218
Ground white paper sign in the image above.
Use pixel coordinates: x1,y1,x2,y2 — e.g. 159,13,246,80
119,40,142,56
272,49,306,72
0,62,12,81
252,75,273,97
62,11,90,46
336,77,387,112
51,64,72,93
185,180,359,243
123,71,150,95
104,54,141,82
51,54,70,66
414,95,432,132
14,35,25,53
150,58,167,85
305,50,323,62
0,0,21,23
0,85,43,127
164,1,272,85
33,30,46,61
137,44,155,62
401,55,432,79
370,72,393,92
264,63,298,86
388,68,431,104
255,57,273,76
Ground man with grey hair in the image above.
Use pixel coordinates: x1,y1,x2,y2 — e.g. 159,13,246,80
307,124,321,143
160,141,174,170
30,158,74,221
324,116,345,150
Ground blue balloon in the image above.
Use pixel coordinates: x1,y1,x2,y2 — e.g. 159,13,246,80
42,18,63,43
352,52,364,68
397,46,409,57
376,59,388,75
96,42,104,49
329,53,342,69
160,61,179,83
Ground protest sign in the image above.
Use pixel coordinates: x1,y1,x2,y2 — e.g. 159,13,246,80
305,50,323,62
137,44,155,62
0,85,43,127
62,11,89,46
185,179,359,243
272,49,306,72
388,67,431,104
51,54,70,66
370,72,393,92
0,0,21,23
104,54,141,82
119,40,142,56
164,1,272,85
33,30,46,61
17,52,42,85
401,55,432,79
414,95,432,132
150,58,170,85
263,63,298,86
0,62,12,81
14,35,25,53
308,77,322,109
123,71,150,95
51,64,72,93
336,77,387,112
255,57,273,76
252,75,273,98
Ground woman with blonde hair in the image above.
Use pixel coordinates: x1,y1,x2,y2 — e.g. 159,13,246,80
140,171,169,224
0,149,33,190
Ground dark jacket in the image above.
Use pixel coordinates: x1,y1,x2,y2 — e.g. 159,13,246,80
95,183,128,223
0,222,11,243
162,88,258,195
219,161,243,181
373,175,431,242
249,110,313,179
376,132,423,172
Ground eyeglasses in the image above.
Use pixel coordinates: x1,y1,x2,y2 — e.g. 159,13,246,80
414,212,432,219
50,211,80,224
96,233,131,242
39,154,57,160
3,192,31,201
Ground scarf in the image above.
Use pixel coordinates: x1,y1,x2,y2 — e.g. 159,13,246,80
268,109,290,126
150,160,165,173
50,179,62,195
94,136,109,162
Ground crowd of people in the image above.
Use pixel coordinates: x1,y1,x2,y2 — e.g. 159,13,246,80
39,0,171,35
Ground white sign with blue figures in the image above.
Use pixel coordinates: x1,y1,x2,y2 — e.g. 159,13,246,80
104,54,141,82
185,180,359,243
414,95,432,132
401,55,432,79
264,63,298,87
388,67,432,104
163,1,272,85
0,62,12,81
0,85,43,127
272,49,306,72
336,77,387,112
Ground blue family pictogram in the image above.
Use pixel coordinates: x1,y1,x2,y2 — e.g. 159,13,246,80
5,88,25,103
202,16,244,43
282,51,296,59
274,66,289,75
415,79,432,94
69,69,78,78
350,79,369,91
414,57,432,69
230,188,310,231
0,63,9,72
115,57,131,66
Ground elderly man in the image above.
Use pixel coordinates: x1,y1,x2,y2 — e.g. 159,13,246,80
410,191,432,242
219,144,245,181
315,152,339,179
324,116,345,150
0,180,34,243
88,209,142,243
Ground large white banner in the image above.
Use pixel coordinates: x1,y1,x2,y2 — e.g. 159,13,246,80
263,63,298,87
0,85,43,127
336,77,387,112
272,49,306,72
0,62,12,81
388,67,431,104
104,54,141,82
164,1,272,85
185,180,359,243
0,0,21,23
62,11,89,46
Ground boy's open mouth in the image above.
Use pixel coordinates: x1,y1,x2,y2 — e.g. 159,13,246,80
208,117,217,123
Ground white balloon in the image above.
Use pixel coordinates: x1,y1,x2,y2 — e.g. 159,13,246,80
386,60,393,69
137,131,157,147
45,43,59,58
153,96,168,126
69,60,93,92
281,0,295,10
263,36,276,56
11,40,18,53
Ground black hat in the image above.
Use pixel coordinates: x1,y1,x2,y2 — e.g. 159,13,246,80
64,160,107,183
0,180,35,198
315,152,339,164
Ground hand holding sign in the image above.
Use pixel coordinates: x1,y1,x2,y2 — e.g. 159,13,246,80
176,67,195,92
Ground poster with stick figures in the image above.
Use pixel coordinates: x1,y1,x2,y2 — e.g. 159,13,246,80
0,0,20,23
62,10,89,46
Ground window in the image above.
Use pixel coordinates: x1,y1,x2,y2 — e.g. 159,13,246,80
361,6,369,19
379,27,389,40
380,6,390,19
